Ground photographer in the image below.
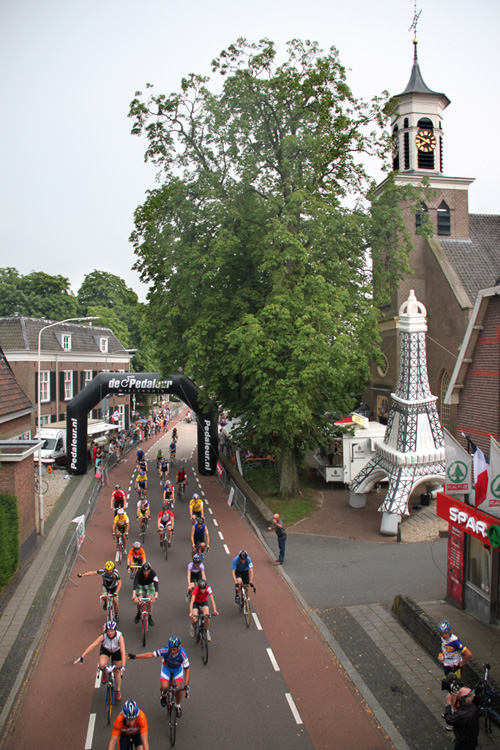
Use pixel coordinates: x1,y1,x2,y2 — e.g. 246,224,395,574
443,687,479,750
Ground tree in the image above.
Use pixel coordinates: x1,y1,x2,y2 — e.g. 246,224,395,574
0,268,29,317
18,272,78,319
129,38,423,497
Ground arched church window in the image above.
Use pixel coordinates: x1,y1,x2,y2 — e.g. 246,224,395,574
437,201,451,236
416,201,428,230
392,125,400,171
439,371,451,430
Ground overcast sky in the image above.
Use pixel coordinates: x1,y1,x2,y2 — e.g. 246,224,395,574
1,0,498,302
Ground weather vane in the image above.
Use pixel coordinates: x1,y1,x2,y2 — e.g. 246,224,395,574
408,0,422,42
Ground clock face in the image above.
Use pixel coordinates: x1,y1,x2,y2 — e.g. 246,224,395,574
416,129,437,152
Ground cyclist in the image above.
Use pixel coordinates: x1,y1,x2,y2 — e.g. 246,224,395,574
169,440,177,462
437,620,472,678
78,561,122,621
172,427,178,443
232,550,254,604
134,467,148,498
128,636,190,717
189,579,218,642
176,467,187,495
136,448,145,465
159,455,169,482
158,506,174,547
112,508,130,552
74,620,126,701
155,448,163,469
163,479,175,508
191,516,209,555
108,700,149,750
187,553,206,597
136,494,151,535
127,541,146,576
110,484,126,513
132,562,159,627
189,492,204,522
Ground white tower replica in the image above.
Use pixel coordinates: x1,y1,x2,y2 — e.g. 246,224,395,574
350,290,445,535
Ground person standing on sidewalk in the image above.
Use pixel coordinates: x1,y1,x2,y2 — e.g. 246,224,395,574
443,687,479,749
269,514,287,565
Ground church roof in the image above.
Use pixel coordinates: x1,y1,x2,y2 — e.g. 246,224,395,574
393,43,451,107
439,214,500,303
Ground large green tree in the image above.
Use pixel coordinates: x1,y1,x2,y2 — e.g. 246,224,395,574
129,38,421,497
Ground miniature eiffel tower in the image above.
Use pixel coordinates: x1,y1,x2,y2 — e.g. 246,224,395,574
350,290,445,535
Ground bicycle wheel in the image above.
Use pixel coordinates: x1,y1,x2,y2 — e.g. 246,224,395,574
139,521,146,545
106,683,114,725
117,539,123,565
243,596,251,628
200,629,208,665
164,534,169,561
169,702,177,747
107,600,114,623
142,612,147,647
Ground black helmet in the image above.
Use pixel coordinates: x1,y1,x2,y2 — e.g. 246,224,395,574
114,484,121,490
142,562,151,571
238,550,248,560
198,580,207,590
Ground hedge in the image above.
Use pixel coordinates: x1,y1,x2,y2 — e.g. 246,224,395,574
0,494,19,590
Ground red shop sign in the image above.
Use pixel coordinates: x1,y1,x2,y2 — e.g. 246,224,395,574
437,492,497,546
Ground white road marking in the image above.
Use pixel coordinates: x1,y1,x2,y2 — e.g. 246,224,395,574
285,693,303,725
266,647,280,672
94,667,101,688
85,713,96,749
223,543,231,555
218,531,224,541
252,613,262,630
207,507,213,515
213,518,218,527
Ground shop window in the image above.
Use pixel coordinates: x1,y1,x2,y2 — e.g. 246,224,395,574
466,537,491,594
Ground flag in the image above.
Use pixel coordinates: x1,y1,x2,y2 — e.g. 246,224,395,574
443,428,471,495
479,436,500,518
471,441,489,508
111,409,120,422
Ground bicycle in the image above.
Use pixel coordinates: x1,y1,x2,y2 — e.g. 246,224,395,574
137,597,152,647
192,541,207,561
128,563,141,581
159,525,172,561
114,531,128,564
473,663,500,736
176,481,186,500
169,449,176,466
34,472,49,495
161,674,190,747
193,612,217,665
100,592,117,623
236,583,255,628
138,515,149,545
103,662,122,725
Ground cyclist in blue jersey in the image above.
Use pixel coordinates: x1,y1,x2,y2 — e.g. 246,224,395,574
231,550,254,604
128,636,190,717
191,516,209,554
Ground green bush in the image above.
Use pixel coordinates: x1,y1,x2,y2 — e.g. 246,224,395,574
0,494,20,590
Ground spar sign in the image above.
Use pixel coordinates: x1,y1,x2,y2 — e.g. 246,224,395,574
437,492,500,548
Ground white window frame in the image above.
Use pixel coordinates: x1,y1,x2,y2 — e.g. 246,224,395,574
40,370,50,403
118,404,125,428
63,370,73,401
99,337,109,353
40,414,50,426
61,333,72,351
84,370,93,387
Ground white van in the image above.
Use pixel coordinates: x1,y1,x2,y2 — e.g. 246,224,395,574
35,419,117,466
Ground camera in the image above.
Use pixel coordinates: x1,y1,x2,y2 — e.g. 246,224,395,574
441,672,464,693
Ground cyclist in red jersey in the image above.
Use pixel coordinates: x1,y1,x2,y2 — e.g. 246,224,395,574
110,484,126,512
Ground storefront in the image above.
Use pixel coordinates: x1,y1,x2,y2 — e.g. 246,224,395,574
437,492,500,625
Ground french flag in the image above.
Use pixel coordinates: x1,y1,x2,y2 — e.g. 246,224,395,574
460,432,489,507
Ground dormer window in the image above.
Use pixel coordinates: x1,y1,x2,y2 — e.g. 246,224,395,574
437,201,451,236
61,333,72,351
100,337,109,353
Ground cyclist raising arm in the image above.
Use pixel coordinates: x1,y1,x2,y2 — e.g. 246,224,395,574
75,621,126,701
108,700,149,750
128,636,189,717
78,561,122,620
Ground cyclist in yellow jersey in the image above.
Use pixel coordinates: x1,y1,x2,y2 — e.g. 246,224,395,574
113,508,130,551
189,493,204,522
135,468,148,498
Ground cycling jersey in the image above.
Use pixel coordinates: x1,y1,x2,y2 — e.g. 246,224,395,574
193,523,206,540
169,443,176,452
100,569,121,591
114,513,130,528
136,450,145,462
163,484,174,497
189,498,203,513
158,509,174,526
137,500,150,516
127,548,146,567
111,489,126,507
176,470,187,481
111,710,148,738
441,633,468,668
154,646,189,672
191,583,212,604
102,629,122,653
232,555,254,572
133,568,159,591
135,473,147,484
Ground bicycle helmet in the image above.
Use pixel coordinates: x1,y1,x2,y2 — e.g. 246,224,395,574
196,517,204,526
437,620,451,634
142,562,151,571
106,621,117,630
117,508,125,515
197,580,207,590
114,484,121,490
133,541,141,550
192,554,202,563
168,636,181,648
123,700,140,719
193,493,199,500
165,480,172,486
238,550,248,560
104,561,115,571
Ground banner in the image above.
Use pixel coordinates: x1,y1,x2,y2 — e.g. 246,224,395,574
72,514,86,550
478,436,500,518
443,429,471,495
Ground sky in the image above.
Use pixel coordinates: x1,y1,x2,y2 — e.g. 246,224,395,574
0,0,498,302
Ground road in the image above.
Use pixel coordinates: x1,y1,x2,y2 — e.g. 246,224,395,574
4,417,390,749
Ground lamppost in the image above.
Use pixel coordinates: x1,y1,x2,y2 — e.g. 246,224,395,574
37,316,99,535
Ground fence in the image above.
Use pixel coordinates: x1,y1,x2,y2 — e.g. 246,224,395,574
216,461,247,517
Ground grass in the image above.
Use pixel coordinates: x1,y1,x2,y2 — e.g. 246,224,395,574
243,464,322,526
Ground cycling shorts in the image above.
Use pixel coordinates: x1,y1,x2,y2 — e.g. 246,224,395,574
193,535,206,545
160,664,184,684
120,733,143,749
192,600,209,612
136,583,155,598
190,570,203,583
100,646,122,661
101,585,119,595
136,481,146,489
236,570,250,586
138,509,149,518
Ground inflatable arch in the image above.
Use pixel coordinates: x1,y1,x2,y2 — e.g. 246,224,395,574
66,372,218,476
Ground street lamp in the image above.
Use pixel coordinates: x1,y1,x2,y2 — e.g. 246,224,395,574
37,316,99,535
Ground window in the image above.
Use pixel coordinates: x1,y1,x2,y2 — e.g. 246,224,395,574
466,537,491,595
437,200,451,236
40,414,50,426
16,429,32,440
84,370,93,386
40,371,50,402
415,201,428,230
392,125,399,172
439,371,451,431
404,132,410,170
63,370,73,400
61,334,72,351
100,337,109,353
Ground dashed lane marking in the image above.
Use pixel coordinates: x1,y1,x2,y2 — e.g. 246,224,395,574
285,693,303,725
85,713,96,749
207,507,213,515
252,613,262,630
94,666,101,689
223,543,230,555
218,531,224,541
266,647,280,672
212,518,218,526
